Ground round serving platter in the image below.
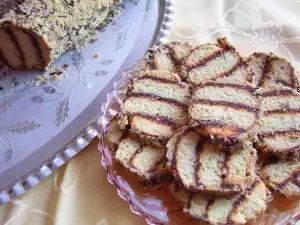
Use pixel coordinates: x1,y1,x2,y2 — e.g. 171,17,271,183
0,0,176,205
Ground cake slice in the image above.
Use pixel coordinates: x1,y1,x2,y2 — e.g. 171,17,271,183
257,86,300,160
189,78,260,146
246,52,299,89
113,134,168,182
182,38,242,86
104,118,127,152
260,161,300,198
142,42,195,80
166,127,257,195
119,70,190,146
170,178,272,225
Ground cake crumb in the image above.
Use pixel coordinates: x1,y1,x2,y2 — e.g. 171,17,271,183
36,75,48,83
93,53,100,58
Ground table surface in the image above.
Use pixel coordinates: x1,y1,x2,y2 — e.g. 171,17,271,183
2,0,300,224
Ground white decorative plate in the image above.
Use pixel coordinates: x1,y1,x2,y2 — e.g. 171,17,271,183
0,0,175,205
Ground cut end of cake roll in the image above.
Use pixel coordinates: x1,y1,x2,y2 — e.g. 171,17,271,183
0,24,50,69
167,127,257,195
260,161,300,198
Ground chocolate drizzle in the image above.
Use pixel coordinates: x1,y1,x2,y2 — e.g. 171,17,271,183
184,48,227,72
261,89,298,97
194,99,260,114
264,108,300,116
128,143,143,169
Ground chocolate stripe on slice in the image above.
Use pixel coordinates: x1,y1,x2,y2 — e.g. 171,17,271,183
277,169,300,189
184,47,226,72
194,99,259,113
260,130,300,138
263,109,300,116
260,89,298,97
128,143,143,169
27,29,45,67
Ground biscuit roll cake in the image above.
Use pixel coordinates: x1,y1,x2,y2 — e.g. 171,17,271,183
170,178,272,225
166,127,257,195
189,77,260,146
0,0,115,69
257,85,300,160
181,38,243,86
119,70,190,147
104,118,169,182
246,52,300,89
260,161,300,198
142,41,195,80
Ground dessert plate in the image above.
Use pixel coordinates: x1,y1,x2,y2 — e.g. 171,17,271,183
0,0,174,205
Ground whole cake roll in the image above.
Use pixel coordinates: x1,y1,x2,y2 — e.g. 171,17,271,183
0,0,117,69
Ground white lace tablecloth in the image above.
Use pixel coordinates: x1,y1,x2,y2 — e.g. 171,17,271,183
1,0,300,224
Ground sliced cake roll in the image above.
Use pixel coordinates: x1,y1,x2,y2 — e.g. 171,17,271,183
114,134,168,182
166,127,257,195
104,118,127,152
142,42,195,80
260,161,300,198
247,52,299,89
182,38,242,86
120,70,190,147
189,79,260,146
170,178,272,225
257,86,300,160
127,70,189,104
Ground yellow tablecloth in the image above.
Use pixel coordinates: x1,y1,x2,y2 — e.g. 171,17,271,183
1,0,300,224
